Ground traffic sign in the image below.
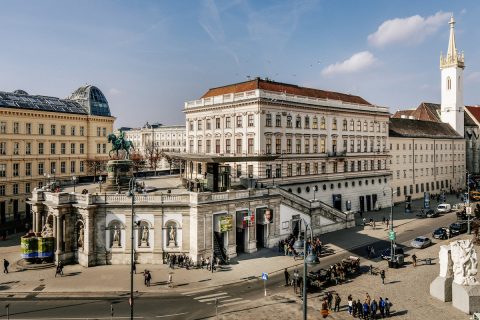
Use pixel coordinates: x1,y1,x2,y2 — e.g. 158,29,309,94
467,207,473,215
388,231,396,241
261,272,269,280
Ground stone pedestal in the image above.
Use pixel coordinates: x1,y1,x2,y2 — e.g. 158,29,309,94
430,276,453,302
168,240,176,247
140,240,149,247
104,160,133,192
452,282,480,314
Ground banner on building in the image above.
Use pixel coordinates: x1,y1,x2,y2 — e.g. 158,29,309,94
219,215,233,232
424,192,430,209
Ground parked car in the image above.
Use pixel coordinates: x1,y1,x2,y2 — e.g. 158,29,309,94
426,209,439,218
449,222,468,236
437,204,451,213
380,247,405,260
410,236,432,249
432,227,449,240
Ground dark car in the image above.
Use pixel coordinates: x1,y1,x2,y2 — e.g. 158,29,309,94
449,222,468,236
432,227,448,240
426,209,439,218
380,247,405,260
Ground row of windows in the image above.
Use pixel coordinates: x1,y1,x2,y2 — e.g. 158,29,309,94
189,136,387,155
395,165,465,179
188,116,388,133
0,142,85,156
393,153,464,165
0,121,85,136
391,142,464,151
0,160,85,177
96,127,108,137
287,178,389,194
396,180,450,197
262,159,387,178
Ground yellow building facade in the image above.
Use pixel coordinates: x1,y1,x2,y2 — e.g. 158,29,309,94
0,86,114,230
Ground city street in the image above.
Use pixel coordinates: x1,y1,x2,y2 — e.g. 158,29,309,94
0,205,463,319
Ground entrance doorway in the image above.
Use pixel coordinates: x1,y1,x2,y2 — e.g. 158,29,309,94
332,194,342,211
366,195,372,211
235,210,248,254
372,194,378,210
0,201,5,224
359,196,365,213
291,219,300,238
13,200,19,221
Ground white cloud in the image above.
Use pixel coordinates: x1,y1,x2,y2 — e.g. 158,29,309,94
109,88,121,96
321,51,376,76
367,11,450,47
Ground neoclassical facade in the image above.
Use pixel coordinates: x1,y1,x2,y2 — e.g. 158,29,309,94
0,86,115,228
184,78,392,213
28,186,354,267
389,118,465,203
121,123,186,172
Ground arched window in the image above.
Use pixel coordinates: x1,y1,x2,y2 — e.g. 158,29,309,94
320,117,326,130
350,119,354,131
447,76,451,90
356,120,361,131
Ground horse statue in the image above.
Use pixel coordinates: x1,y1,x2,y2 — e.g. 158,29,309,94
107,131,134,159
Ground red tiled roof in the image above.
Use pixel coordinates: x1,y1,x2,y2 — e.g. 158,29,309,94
465,106,480,125
201,78,371,105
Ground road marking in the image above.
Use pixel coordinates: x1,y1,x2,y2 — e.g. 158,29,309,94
219,299,251,307
198,295,231,303
194,292,228,300
156,312,189,318
181,288,216,296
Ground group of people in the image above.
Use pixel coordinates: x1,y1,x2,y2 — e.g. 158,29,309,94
279,234,323,259
166,253,194,270
342,292,392,319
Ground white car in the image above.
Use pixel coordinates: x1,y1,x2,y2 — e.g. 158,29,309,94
437,204,451,213
410,236,432,249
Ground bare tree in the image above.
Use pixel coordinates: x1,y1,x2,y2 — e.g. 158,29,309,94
130,150,145,175
86,158,108,182
145,143,162,176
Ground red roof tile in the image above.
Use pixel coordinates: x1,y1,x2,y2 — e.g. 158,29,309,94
465,106,480,124
201,78,371,105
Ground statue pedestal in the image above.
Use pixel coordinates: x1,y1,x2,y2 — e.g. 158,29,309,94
452,282,480,314
104,160,133,192
140,240,149,248
168,240,176,248
430,276,453,302
112,240,120,248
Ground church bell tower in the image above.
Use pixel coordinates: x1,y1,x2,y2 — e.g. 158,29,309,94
440,16,465,137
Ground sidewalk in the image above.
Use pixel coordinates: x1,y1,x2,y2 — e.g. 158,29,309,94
0,194,459,298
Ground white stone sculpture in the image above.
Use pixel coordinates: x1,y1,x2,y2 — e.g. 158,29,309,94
142,226,149,242
78,224,84,249
439,245,453,278
450,239,478,286
168,225,176,247
41,223,53,238
113,226,120,247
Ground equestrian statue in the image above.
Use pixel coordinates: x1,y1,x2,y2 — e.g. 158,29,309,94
107,131,134,159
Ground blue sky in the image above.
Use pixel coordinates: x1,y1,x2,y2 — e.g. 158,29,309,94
0,0,479,128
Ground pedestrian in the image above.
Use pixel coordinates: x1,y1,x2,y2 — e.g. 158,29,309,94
334,293,341,312
365,293,371,306
370,299,378,319
382,216,386,224
55,261,63,277
321,298,329,318
372,220,376,229
143,270,149,286
284,268,290,286
284,242,289,256
362,300,370,320
206,257,210,271
379,297,385,318
412,253,417,267
348,294,353,315
168,273,173,288
380,270,386,284
356,299,362,319
370,264,374,275
385,298,391,317
3,259,9,274
293,269,299,294
146,270,152,287
362,217,367,227
327,291,333,310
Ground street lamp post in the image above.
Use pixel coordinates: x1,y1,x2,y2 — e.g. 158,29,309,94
72,176,77,193
293,219,320,320
127,178,136,320
384,187,397,264
467,171,471,234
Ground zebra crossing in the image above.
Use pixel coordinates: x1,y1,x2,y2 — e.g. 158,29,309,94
181,288,250,308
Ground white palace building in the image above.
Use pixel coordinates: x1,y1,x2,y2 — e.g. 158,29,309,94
182,78,392,213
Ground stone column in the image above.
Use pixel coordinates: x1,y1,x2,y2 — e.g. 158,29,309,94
32,213,37,233
55,215,63,263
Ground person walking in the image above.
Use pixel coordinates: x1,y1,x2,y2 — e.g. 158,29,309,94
379,297,385,318
146,270,152,287
321,298,329,318
412,253,417,267
55,261,63,277
143,270,149,286
386,219,389,229
168,273,173,288
293,269,299,294
327,291,333,310
380,270,386,284
3,259,9,274
370,299,378,319
348,294,353,315
385,298,391,317
284,268,290,286
334,293,341,312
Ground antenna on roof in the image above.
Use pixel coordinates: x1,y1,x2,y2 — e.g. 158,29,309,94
246,75,251,80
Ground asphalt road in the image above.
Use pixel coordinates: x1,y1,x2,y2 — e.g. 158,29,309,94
0,212,460,320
